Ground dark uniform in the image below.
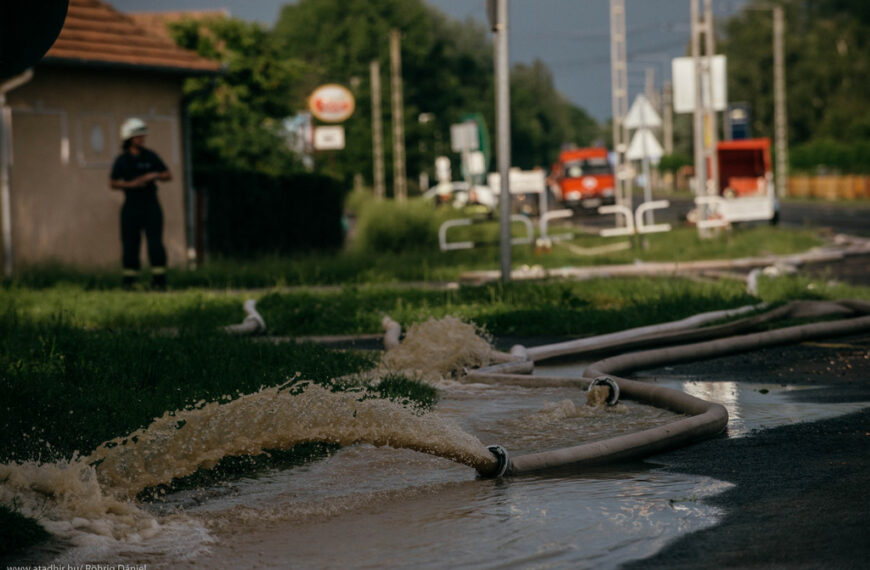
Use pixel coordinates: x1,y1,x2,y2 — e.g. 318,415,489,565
110,147,168,288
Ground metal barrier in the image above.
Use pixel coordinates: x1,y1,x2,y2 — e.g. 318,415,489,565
538,209,574,242
438,215,534,252
598,200,672,236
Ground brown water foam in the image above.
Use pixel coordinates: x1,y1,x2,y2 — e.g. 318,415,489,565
86,382,495,497
380,316,498,380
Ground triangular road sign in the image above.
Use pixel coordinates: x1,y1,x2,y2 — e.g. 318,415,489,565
626,128,664,161
624,94,662,129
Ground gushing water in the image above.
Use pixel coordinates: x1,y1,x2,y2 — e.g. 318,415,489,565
1,315,693,567
87,382,496,497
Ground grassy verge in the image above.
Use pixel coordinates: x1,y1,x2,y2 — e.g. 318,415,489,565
1,277,754,337
5,226,822,290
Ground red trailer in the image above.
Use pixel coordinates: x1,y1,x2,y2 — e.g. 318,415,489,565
692,137,779,227
717,138,772,198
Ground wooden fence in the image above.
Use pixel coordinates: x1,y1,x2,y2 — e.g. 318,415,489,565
788,175,870,200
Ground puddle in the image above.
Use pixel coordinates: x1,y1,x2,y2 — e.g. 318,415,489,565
164,383,729,570
534,360,869,436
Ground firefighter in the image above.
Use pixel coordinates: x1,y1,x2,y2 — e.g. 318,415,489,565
110,118,172,290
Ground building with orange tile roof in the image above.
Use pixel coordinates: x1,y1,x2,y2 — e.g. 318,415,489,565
1,0,221,273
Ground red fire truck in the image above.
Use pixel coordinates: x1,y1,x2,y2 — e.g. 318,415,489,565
549,147,616,210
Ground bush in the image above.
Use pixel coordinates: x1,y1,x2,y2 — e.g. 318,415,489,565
790,139,870,174
352,197,451,254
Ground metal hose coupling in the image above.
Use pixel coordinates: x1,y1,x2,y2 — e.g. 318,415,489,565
588,376,620,406
483,445,511,478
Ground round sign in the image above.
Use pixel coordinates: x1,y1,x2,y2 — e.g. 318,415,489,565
308,84,355,123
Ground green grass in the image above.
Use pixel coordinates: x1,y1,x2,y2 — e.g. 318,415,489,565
0,504,50,557
5,226,822,290
0,316,380,464
1,277,756,337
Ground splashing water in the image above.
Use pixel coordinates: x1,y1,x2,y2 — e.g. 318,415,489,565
87,382,496,497
0,459,212,563
381,316,498,380
1,315,507,560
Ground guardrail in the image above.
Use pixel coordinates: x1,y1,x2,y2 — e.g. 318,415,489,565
438,215,534,252
597,200,672,237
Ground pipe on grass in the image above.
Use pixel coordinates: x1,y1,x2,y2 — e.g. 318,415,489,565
224,299,266,335
472,302,870,478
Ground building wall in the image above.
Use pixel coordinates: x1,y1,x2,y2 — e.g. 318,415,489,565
4,66,187,269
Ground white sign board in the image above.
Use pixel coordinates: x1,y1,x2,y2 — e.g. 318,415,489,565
624,94,662,129
313,125,345,150
487,169,546,194
626,129,664,162
435,156,451,183
467,151,486,175
672,55,727,113
450,122,479,152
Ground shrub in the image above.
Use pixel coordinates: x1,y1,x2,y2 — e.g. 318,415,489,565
352,197,451,254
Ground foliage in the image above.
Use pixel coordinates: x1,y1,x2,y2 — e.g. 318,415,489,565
657,153,693,175
169,16,310,175
351,196,452,254
720,0,870,147
790,138,870,174
510,59,600,169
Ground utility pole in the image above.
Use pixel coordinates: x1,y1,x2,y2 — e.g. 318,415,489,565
490,0,512,283
773,5,788,198
663,80,674,155
691,0,706,205
389,29,407,201
645,67,658,111
610,0,630,217
691,0,719,234
369,60,386,200
703,0,719,196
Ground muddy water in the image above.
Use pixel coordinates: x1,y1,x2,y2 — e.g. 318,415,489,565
165,382,720,570
8,317,863,569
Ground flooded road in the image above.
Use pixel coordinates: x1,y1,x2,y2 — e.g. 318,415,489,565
168,381,726,570
6,342,866,569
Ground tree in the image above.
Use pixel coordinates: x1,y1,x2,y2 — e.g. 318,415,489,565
170,16,310,175
272,0,601,190
510,59,599,169
720,0,870,145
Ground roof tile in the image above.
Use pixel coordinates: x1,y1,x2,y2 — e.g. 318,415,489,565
44,0,221,73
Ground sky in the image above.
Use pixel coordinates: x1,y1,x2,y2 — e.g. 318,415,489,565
107,0,751,122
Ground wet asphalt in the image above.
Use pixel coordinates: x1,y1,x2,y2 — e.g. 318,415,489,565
620,333,870,569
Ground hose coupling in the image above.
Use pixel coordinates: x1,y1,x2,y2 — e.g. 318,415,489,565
588,376,620,406
485,445,511,478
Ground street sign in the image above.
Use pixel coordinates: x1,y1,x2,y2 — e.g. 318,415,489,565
450,121,479,153
467,151,486,175
671,56,728,113
624,94,661,129
308,84,355,123
435,156,451,183
487,169,546,194
313,125,345,150
626,129,664,162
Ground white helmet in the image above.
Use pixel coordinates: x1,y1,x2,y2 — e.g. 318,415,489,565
120,117,148,140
